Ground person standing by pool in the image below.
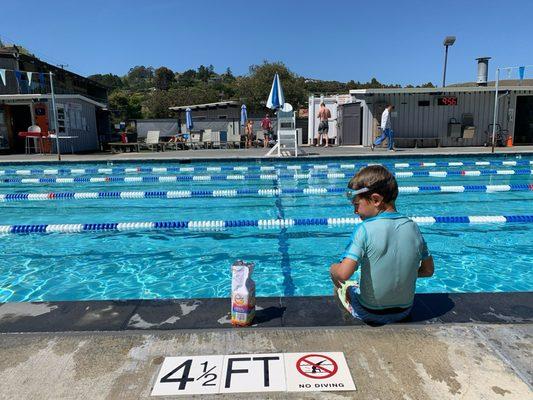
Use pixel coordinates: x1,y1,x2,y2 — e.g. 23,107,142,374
245,120,254,148
316,102,331,147
330,165,434,324
371,105,395,151
261,114,273,148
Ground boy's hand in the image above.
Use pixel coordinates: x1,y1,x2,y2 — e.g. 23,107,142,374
418,256,434,277
330,258,358,288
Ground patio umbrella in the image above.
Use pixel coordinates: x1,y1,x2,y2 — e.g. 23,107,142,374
266,73,285,110
240,104,248,127
185,108,193,131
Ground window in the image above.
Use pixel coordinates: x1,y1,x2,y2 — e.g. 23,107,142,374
418,100,430,107
56,105,67,134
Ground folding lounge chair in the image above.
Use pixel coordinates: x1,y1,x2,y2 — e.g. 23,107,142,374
142,130,164,151
189,132,202,150
202,129,213,149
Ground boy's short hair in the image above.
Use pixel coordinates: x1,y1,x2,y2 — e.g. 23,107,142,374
348,165,398,203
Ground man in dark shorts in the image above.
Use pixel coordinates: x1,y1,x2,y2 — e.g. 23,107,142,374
316,102,331,147
261,114,273,148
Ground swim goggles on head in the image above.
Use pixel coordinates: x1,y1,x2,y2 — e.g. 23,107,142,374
345,179,392,200
345,187,370,200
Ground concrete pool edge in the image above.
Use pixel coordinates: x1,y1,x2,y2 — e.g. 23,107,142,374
0,292,531,333
0,146,532,165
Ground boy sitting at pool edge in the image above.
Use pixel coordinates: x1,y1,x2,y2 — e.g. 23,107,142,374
330,165,434,324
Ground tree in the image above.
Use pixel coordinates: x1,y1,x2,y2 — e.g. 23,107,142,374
125,66,154,89
88,73,123,90
154,67,175,90
197,64,215,82
177,69,197,87
222,67,235,83
304,79,348,95
108,90,143,122
236,61,306,113
143,90,174,118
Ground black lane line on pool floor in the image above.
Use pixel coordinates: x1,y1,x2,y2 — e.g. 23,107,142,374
274,171,295,296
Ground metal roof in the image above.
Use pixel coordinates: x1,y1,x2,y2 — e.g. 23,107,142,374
169,100,239,111
350,86,533,95
0,94,107,108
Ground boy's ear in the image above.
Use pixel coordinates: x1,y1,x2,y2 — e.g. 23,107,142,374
370,192,384,205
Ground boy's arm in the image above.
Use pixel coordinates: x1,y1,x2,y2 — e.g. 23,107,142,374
331,224,365,287
330,258,358,288
418,256,434,277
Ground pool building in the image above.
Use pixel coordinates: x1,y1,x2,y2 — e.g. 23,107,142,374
0,46,109,154
350,85,533,148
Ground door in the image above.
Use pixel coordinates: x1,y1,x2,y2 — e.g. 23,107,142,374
9,105,33,153
339,103,361,145
514,95,533,145
0,107,9,151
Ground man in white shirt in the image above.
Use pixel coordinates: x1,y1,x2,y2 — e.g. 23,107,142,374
371,105,395,151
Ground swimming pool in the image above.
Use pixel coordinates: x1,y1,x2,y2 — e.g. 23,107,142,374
0,154,532,302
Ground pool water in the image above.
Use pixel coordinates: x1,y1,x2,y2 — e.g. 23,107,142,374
0,154,532,302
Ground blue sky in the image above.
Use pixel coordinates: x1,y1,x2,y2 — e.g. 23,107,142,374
2,0,532,85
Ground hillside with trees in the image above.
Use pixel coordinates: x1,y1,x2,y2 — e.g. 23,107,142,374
88,61,434,123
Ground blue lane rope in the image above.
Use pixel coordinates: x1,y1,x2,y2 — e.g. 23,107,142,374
1,184,532,202
0,159,531,177
1,215,532,234
2,169,531,185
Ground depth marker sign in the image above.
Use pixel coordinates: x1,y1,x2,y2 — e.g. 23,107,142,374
151,352,355,396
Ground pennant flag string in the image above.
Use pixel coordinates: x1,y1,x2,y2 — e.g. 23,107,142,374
0,69,51,89
518,66,525,80
14,70,22,91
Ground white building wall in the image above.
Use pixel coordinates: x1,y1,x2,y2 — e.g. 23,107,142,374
52,98,99,152
354,89,533,147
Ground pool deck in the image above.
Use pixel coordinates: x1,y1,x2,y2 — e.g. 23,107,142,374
0,293,531,399
0,145,532,164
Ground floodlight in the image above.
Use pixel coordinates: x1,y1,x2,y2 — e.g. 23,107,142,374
443,36,456,46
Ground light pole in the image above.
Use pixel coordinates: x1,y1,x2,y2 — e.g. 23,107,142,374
49,71,61,161
442,36,456,87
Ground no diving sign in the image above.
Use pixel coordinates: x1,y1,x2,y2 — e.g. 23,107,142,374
296,354,338,379
285,352,354,392
151,352,355,396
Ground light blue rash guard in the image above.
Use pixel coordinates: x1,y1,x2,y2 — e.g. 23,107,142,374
342,212,431,310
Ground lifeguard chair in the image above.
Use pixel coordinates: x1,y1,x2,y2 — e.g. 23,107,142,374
265,107,305,157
